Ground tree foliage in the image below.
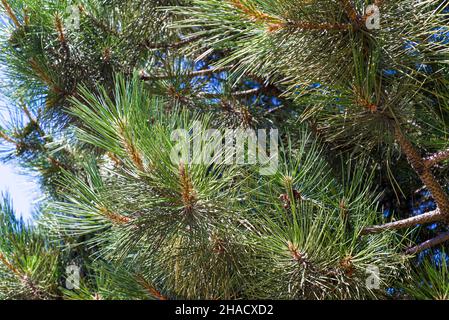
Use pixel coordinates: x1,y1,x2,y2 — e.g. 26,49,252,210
0,0,448,300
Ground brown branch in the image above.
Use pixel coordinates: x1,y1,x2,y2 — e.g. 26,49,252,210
200,88,261,99
0,130,16,144
424,148,449,168
54,14,70,57
99,207,131,225
29,58,66,95
361,209,443,235
135,274,167,300
406,231,449,255
228,0,350,33
179,162,196,215
0,252,21,276
394,125,449,216
54,14,66,44
21,103,47,138
0,252,45,298
339,0,360,24
118,122,145,172
228,0,282,24
1,0,21,28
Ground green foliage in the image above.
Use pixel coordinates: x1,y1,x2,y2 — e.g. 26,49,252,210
0,0,448,300
405,251,449,300
0,195,60,299
37,76,404,299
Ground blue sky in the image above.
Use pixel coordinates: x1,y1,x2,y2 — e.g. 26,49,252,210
0,161,41,221
0,15,42,221
0,87,41,222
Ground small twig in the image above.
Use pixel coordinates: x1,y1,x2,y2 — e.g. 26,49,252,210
200,88,261,99
0,252,21,276
0,130,16,144
54,14,70,57
135,274,167,300
1,0,21,28
21,103,47,138
406,231,449,255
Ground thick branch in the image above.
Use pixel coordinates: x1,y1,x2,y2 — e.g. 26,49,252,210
406,231,449,255
394,125,449,216
424,148,449,168
361,209,443,235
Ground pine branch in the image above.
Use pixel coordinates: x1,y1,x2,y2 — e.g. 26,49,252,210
54,14,70,57
21,104,47,139
0,252,21,276
200,88,261,98
229,0,350,32
99,207,131,225
406,231,449,255
0,130,16,144
0,252,45,299
78,5,120,36
29,58,66,95
339,0,361,24
228,0,282,24
394,125,449,217
1,0,21,28
135,275,167,300
361,208,443,235
118,123,145,172
178,162,196,215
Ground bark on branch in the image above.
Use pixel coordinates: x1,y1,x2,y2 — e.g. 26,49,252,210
1,0,21,28
406,231,449,255
394,126,449,216
361,209,443,235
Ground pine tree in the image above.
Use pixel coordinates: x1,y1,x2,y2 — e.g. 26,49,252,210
0,0,448,300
